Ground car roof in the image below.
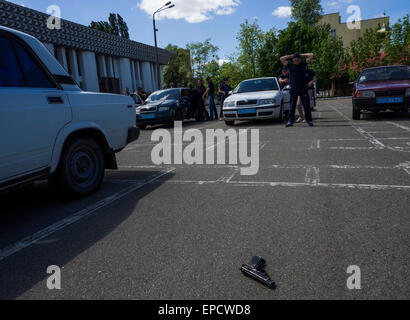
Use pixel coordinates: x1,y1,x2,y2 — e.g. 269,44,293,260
241,77,277,81
363,65,409,71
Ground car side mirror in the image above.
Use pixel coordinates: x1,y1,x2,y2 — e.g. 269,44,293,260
348,82,355,86
283,85,291,91
228,91,233,95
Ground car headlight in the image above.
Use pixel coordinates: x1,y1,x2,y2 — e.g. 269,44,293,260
158,106,169,112
405,88,410,96
224,101,236,108
359,90,375,98
259,99,277,105
136,107,142,114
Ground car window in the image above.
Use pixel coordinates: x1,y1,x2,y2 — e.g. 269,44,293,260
13,40,55,88
146,89,180,102
234,78,279,93
0,37,26,87
359,67,410,83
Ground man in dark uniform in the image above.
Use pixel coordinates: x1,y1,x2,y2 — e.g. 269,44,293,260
280,52,314,127
278,67,289,89
218,78,232,119
196,79,207,122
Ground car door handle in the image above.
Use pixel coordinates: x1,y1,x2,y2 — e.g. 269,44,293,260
47,96,64,104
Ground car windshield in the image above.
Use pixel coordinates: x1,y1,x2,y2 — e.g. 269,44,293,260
358,66,410,83
147,89,180,102
234,78,279,93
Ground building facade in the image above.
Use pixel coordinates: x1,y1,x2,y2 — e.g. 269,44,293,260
319,12,390,48
0,0,172,94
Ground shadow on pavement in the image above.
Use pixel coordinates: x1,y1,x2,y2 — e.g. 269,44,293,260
361,111,410,121
0,170,174,299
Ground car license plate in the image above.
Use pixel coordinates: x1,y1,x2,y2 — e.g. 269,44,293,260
237,108,256,114
377,97,403,104
141,114,156,120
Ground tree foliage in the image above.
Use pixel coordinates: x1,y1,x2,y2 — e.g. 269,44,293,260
290,0,323,25
90,13,129,39
162,44,192,88
186,39,219,79
236,19,264,78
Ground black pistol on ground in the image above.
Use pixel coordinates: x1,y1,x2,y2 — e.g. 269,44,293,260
240,256,275,289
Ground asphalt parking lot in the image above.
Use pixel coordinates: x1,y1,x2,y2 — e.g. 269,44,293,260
0,98,409,300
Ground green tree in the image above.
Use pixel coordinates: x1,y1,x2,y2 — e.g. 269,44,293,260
344,28,385,80
90,13,130,39
257,28,278,77
162,44,192,88
186,39,219,79
205,60,221,80
290,0,323,25
216,61,246,89
310,25,345,92
236,19,264,78
384,14,410,66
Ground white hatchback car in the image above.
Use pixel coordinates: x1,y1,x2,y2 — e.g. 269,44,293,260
0,26,139,196
222,77,291,125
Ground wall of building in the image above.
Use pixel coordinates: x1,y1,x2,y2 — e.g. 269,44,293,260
319,13,389,48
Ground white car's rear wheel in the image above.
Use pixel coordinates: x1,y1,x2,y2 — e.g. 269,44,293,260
52,137,105,197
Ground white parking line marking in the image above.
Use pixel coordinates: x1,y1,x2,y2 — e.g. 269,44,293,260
154,179,410,191
387,122,410,132
354,126,386,148
327,101,410,153
329,147,383,150
0,168,176,262
305,167,320,185
309,140,320,150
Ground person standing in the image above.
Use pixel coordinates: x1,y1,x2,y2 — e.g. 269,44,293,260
218,78,232,120
306,68,317,111
197,79,207,122
203,77,218,121
136,87,147,101
280,52,314,127
278,67,289,89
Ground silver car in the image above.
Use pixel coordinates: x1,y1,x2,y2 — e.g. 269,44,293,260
222,77,291,126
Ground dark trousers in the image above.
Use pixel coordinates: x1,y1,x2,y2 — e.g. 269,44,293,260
197,99,206,122
289,89,312,124
209,94,218,120
220,96,226,117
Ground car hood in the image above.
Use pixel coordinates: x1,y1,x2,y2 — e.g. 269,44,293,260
357,80,410,91
225,91,280,102
143,99,177,107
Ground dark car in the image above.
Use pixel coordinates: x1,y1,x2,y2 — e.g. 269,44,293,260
352,65,410,120
136,88,191,129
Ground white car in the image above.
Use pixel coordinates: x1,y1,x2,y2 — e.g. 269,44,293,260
222,77,291,125
0,26,139,196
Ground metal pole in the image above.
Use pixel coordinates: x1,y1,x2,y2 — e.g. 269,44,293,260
153,13,161,90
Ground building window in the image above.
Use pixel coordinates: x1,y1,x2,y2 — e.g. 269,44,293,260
331,29,337,40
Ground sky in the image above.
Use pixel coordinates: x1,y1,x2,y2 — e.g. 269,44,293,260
7,0,410,62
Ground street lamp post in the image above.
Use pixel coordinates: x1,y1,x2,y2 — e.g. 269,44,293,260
153,2,175,90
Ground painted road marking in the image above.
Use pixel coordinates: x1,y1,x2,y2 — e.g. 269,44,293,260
0,168,176,262
387,122,410,132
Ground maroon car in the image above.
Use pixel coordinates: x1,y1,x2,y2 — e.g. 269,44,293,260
352,65,410,120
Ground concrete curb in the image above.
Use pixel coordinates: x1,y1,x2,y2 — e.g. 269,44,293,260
317,96,351,100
